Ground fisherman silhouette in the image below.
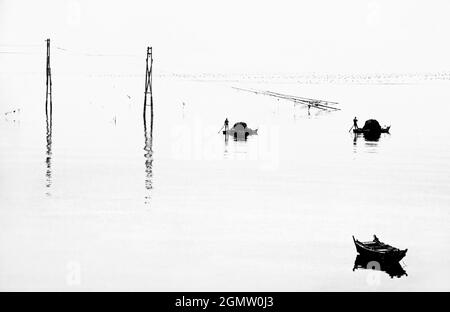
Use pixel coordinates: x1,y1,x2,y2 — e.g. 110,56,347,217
224,118,229,131
353,117,359,129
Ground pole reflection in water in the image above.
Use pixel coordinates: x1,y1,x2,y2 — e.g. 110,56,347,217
143,106,153,205
45,98,53,196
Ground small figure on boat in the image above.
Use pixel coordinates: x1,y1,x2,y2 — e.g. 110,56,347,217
353,117,359,129
224,118,229,132
222,121,258,141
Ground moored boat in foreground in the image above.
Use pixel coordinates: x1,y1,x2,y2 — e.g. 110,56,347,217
353,235,407,262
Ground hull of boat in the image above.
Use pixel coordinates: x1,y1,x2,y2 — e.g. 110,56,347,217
223,129,258,136
353,236,407,262
354,242,406,262
353,126,390,134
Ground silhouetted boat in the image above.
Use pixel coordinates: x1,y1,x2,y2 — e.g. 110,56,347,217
353,119,390,141
353,119,390,135
353,254,407,278
353,235,407,262
223,122,258,140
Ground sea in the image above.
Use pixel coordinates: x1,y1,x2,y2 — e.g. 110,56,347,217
1,71,450,291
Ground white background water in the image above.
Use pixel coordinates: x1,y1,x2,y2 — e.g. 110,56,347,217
1,73,450,291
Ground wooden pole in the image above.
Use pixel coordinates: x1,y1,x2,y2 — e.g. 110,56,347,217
149,47,153,135
46,39,52,114
143,47,154,203
143,47,149,122
45,38,53,195
143,47,153,129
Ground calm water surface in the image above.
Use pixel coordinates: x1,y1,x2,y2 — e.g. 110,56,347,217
1,75,449,290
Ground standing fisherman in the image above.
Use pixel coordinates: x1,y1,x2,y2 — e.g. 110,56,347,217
224,118,229,132
353,117,359,129
219,118,230,135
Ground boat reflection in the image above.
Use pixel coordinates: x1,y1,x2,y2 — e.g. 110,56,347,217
362,132,381,142
352,133,386,154
353,132,381,143
224,133,252,142
353,254,407,279
353,128,393,144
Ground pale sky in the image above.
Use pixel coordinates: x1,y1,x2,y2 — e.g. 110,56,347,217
1,0,450,74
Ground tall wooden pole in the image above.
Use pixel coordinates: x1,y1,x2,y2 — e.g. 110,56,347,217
143,47,154,204
143,46,153,135
143,47,149,123
45,38,52,115
149,47,153,134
